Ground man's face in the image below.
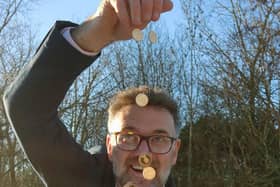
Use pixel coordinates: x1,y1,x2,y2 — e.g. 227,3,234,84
106,105,181,187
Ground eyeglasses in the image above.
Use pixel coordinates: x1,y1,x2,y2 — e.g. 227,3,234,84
111,132,177,154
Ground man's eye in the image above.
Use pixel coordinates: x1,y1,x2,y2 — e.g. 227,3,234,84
120,134,138,143
151,136,169,143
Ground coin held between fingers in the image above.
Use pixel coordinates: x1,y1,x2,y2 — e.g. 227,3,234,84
132,28,143,41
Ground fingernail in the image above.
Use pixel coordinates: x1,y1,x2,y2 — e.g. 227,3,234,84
143,14,151,22
152,13,160,21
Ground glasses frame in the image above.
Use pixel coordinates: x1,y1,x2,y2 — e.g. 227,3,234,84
111,132,177,154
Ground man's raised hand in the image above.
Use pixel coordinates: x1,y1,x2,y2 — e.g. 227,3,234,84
72,0,173,53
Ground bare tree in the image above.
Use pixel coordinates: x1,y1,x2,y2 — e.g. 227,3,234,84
188,0,280,186
59,61,115,149
170,0,207,186
0,0,41,186
102,22,181,97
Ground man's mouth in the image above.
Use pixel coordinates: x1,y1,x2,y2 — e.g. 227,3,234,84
131,165,144,173
123,165,159,186
130,165,157,179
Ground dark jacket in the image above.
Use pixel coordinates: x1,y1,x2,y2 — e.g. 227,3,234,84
3,21,176,187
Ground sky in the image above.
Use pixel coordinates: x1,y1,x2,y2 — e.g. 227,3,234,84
29,0,184,41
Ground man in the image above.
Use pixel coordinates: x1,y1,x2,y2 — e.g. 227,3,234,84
3,0,181,186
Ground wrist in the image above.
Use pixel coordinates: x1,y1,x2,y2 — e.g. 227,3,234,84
61,27,100,56
71,16,114,53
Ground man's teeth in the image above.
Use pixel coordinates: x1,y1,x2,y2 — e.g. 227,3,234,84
132,165,143,171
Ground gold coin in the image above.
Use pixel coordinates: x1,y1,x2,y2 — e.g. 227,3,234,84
135,93,149,107
149,31,157,43
132,28,143,41
123,181,136,187
138,154,152,167
143,167,156,180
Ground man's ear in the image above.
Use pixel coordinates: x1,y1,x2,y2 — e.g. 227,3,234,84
172,139,181,165
106,134,113,161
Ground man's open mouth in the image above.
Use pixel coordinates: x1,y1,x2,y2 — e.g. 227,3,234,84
131,165,143,173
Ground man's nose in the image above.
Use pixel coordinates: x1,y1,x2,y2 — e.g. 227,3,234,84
136,139,150,153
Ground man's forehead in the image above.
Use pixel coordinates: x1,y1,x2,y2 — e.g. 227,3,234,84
109,105,176,135
116,104,171,116
120,126,170,135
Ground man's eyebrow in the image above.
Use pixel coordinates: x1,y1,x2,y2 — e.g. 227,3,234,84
152,129,169,135
121,126,137,131
121,127,169,135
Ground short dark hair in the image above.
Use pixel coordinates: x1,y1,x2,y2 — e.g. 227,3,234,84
107,86,180,135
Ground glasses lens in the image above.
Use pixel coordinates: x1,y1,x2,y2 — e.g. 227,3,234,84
116,133,140,150
149,135,172,154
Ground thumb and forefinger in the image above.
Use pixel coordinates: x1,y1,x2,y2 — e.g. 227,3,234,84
111,0,173,27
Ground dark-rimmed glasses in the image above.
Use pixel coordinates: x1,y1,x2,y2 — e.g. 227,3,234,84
111,132,177,154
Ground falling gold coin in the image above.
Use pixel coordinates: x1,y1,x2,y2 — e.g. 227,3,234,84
138,154,152,167
123,181,136,187
132,28,143,41
135,93,149,107
143,166,156,180
149,31,157,43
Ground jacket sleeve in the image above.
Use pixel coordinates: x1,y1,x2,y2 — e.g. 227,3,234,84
2,21,102,186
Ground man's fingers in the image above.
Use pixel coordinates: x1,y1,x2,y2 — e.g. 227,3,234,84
129,0,141,25
152,0,163,21
162,0,173,12
101,0,173,41
141,0,153,22
111,0,130,26
111,0,173,26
